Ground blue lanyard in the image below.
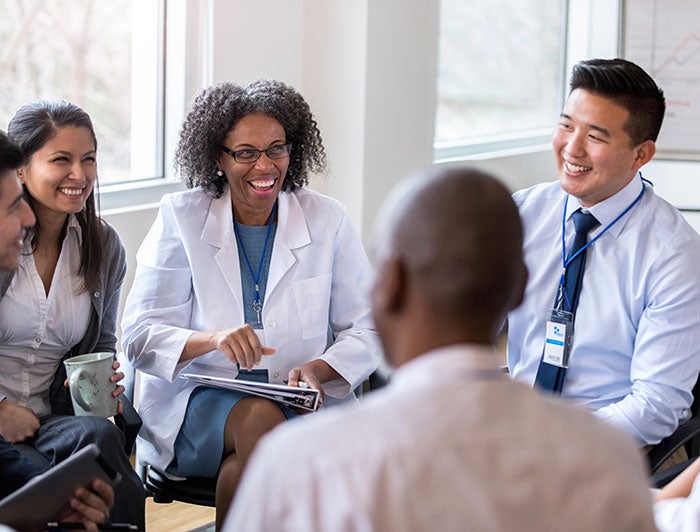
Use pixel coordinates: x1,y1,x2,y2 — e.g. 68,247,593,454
559,174,651,285
233,202,277,324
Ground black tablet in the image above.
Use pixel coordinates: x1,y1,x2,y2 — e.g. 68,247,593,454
0,443,121,529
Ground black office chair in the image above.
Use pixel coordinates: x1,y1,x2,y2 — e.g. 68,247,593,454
143,467,216,506
648,374,700,487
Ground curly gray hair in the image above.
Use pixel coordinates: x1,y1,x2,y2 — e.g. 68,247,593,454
175,79,327,198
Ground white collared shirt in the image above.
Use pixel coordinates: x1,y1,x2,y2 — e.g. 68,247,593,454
508,176,700,445
225,344,656,532
0,216,90,416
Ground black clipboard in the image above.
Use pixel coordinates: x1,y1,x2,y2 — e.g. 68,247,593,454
0,443,121,529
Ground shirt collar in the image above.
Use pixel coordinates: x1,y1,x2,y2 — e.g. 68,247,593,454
564,176,644,239
203,187,310,250
24,213,83,249
65,214,83,246
390,343,503,393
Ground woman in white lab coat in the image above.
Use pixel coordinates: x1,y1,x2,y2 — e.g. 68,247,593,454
121,80,380,527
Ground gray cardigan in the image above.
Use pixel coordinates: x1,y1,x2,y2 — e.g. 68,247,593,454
0,221,127,414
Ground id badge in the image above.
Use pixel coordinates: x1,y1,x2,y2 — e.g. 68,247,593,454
542,309,574,368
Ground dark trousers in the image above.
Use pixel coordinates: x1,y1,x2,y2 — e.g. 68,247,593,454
12,415,145,530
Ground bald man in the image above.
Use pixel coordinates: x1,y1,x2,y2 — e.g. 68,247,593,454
223,166,656,532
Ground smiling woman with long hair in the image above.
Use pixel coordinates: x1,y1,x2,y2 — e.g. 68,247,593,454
0,99,145,528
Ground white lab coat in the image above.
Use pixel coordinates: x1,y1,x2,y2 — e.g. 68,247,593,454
121,185,380,471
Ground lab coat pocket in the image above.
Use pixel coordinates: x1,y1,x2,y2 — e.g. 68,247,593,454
293,273,332,339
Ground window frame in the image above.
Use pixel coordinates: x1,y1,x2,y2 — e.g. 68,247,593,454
98,0,213,212
432,0,570,162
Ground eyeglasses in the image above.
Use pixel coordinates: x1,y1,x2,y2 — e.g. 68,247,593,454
221,143,292,164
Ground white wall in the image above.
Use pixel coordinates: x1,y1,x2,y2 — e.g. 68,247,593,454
208,0,439,242
104,205,159,347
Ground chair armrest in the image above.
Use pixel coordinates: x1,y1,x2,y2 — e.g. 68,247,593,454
650,458,695,488
114,395,142,456
647,417,700,473
368,367,390,391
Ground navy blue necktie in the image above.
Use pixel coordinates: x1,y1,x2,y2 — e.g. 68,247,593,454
534,209,600,393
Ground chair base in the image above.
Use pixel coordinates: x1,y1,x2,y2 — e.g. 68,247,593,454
145,467,217,507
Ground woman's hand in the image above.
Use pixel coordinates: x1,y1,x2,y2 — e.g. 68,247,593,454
287,359,341,406
211,324,276,370
64,359,125,414
110,360,125,414
182,325,276,370
286,364,323,401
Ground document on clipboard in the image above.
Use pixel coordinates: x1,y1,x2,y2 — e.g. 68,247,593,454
181,370,321,412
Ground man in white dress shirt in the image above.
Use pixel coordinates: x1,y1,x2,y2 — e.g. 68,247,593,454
0,133,34,272
223,166,657,531
507,58,700,451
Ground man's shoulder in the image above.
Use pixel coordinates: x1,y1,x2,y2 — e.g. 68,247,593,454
155,188,217,232
261,379,640,469
512,181,563,209
161,187,212,210
286,188,348,220
643,188,700,245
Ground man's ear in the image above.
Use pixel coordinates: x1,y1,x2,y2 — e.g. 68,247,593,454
508,262,528,312
633,139,656,170
17,167,25,184
374,255,406,315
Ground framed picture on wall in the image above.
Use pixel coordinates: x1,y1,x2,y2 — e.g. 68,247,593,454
621,0,700,160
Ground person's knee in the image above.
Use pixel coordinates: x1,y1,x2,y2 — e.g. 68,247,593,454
76,417,126,451
229,397,286,431
226,398,286,448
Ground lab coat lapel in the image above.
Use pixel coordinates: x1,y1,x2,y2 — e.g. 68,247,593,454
266,192,310,299
201,188,244,309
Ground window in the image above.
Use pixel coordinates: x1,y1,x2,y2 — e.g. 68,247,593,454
0,0,165,185
435,0,567,158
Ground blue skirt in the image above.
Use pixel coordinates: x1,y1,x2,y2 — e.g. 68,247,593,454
166,371,300,478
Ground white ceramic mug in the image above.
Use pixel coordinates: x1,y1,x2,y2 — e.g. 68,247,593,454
64,352,118,417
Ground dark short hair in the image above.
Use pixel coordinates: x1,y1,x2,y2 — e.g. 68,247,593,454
569,58,665,145
175,79,327,198
8,99,102,292
0,130,25,178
